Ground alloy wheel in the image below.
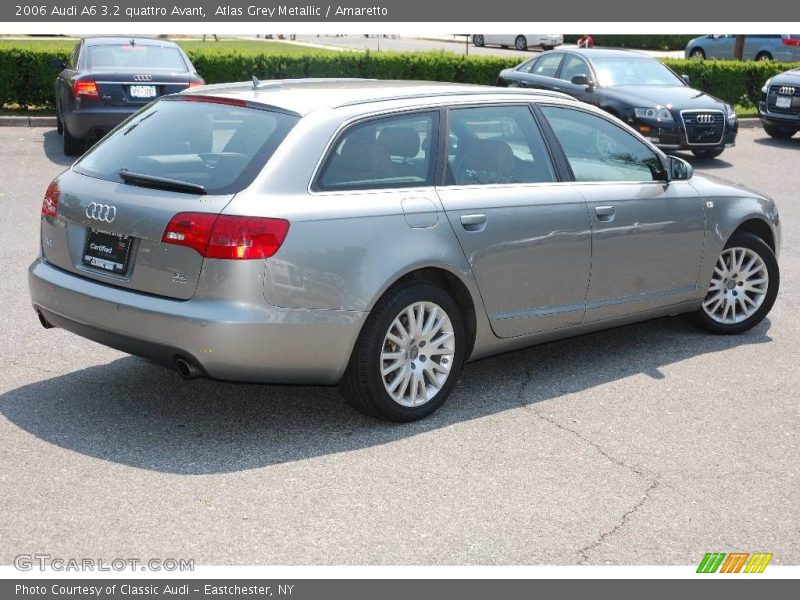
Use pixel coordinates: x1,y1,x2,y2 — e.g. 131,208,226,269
702,247,769,324
379,301,456,407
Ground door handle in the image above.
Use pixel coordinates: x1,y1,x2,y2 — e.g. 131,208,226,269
460,213,487,231
595,206,616,222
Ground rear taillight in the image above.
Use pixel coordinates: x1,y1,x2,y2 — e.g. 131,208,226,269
41,181,60,218
73,80,99,98
162,213,290,259
783,37,800,46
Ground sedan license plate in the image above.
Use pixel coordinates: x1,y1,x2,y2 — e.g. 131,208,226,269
130,84,157,99
776,95,792,109
83,229,133,274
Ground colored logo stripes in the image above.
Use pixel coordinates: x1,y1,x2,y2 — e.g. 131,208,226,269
697,552,773,573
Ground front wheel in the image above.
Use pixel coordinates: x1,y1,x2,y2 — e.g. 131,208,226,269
515,36,528,51
472,34,485,47
340,281,465,422
693,232,779,335
763,124,796,139
692,148,725,159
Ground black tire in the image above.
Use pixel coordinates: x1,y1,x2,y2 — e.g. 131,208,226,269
692,148,725,159
541,45,554,51
62,123,84,156
755,52,772,61
55,103,63,135
689,47,705,59
692,232,779,335
515,36,528,51
763,124,796,139
340,281,466,422
472,34,485,47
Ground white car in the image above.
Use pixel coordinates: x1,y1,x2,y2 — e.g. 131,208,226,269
472,34,563,51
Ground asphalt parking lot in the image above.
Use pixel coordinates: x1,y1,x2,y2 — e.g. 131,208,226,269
0,126,798,566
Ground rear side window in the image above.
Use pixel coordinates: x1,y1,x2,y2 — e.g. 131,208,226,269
86,44,188,71
75,98,299,195
531,53,563,77
318,112,438,191
446,105,556,185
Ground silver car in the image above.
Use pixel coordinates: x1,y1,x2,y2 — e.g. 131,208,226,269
29,80,781,422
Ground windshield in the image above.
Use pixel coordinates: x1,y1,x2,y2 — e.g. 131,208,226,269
75,98,299,195
86,44,189,71
592,57,684,87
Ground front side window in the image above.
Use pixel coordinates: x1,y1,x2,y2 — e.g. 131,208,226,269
446,105,555,185
559,55,591,83
318,112,437,191
75,98,299,195
541,105,664,182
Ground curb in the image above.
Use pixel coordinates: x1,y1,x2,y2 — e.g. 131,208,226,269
0,115,57,127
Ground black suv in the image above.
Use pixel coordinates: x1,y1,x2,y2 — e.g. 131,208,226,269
497,48,738,159
759,68,800,139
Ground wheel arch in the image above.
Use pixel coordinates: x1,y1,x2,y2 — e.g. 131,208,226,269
366,266,479,361
730,217,775,252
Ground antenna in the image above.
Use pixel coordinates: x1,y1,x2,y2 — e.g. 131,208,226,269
252,75,260,89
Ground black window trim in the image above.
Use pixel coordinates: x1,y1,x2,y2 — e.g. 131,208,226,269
312,108,442,193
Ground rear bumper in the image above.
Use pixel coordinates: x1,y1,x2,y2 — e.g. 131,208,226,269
63,106,139,140
28,258,366,384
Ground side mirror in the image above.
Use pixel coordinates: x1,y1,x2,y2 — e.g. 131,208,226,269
49,58,67,69
571,74,593,89
681,74,691,85
668,155,693,181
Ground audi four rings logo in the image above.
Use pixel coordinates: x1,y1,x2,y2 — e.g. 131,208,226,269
133,74,153,82
85,203,117,223
778,86,796,95
696,114,715,124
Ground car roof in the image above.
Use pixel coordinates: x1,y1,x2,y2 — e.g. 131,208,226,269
563,48,652,59
182,78,578,116
83,36,179,47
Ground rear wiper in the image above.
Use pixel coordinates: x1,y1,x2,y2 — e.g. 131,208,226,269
118,169,207,195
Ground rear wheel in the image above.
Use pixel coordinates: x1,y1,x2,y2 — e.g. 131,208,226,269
341,281,465,422
693,232,779,335
755,52,773,61
515,36,528,51
692,148,725,159
763,124,796,139
542,45,554,51
689,47,706,59
472,34,485,47
55,103,63,135
62,123,84,156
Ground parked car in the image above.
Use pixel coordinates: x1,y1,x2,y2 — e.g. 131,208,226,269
759,67,800,139
685,35,800,61
497,48,738,158
50,36,204,156
29,80,780,422
472,34,563,51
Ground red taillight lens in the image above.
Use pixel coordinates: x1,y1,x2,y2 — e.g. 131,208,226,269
73,80,99,98
783,37,800,46
161,213,290,260
41,181,60,218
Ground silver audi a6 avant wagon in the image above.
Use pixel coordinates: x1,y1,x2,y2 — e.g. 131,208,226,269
29,80,781,421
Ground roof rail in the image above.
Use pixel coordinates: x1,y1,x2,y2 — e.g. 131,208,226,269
335,87,578,108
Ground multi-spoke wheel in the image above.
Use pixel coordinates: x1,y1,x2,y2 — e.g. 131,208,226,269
693,232,779,334
380,301,455,407
341,281,465,421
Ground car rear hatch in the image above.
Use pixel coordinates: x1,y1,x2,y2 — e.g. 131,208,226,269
41,95,299,300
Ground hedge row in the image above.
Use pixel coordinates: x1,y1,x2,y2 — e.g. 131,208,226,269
562,35,696,51
2,44,798,110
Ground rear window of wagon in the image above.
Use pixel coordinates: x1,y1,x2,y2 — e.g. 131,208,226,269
74,98,300,195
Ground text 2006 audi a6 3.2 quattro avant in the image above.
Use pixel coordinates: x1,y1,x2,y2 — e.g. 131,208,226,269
29,80,781,422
